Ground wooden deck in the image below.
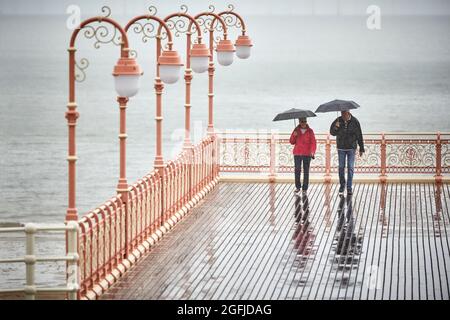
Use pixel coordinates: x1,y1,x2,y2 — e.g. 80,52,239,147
101,182,450,300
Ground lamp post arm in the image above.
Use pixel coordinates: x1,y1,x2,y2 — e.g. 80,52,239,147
124,15,174,50
215,11,247,35
160,13,204,69
70,16,130,57
68,17,130,102
191,12,228,41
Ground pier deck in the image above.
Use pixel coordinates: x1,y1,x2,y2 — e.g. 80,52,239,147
101,182,450,300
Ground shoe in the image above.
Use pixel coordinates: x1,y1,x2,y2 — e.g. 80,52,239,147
294,188,301,193
302,190,307,196
339,186,345,196
347,188,353,196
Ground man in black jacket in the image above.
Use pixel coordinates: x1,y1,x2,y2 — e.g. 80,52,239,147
330,111,365,195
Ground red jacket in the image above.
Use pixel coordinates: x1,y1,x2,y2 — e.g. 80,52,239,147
289,125,317,156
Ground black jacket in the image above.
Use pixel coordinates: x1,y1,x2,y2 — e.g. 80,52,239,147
330,116,365,152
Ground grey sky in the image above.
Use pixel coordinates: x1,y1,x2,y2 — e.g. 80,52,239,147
1,0,450,16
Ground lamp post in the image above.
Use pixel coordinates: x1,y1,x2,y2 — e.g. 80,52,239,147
124,9,183,175
188,8,231,137
66,12,142,222
158,6,209,150
215,6,253,60
206,5,253,135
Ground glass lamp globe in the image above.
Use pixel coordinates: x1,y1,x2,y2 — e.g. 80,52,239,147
113,57,143,97
158,50,184,84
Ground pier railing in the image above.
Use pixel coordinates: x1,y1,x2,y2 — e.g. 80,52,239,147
0,223,79,300
77,136,219,299
217,131,449,182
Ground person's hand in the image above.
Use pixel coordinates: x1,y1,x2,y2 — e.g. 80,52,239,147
311,154,315,160
335,119,340,128
359,150,364,157
293,130,298,136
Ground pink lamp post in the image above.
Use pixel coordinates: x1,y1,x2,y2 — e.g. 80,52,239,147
215,6,253,60
124,9,183,175
209,6,253,132
188,9,232,137
158,6,210,150
66,13,142,222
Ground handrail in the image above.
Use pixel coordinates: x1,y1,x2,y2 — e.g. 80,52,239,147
0,222,79,300
217,131,449,183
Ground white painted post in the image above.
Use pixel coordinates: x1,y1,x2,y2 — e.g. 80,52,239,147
24,223,37,300
66,221,79,300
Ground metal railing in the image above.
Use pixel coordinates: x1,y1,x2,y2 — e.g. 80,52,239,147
217,131,449,182
0,222,79,300
77,136,219,298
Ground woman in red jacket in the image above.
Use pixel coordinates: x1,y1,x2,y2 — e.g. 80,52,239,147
289,117,317,195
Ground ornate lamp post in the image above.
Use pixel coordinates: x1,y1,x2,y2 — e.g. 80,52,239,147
216,5,253,60
158,5,210,150
65,9,142,222
189,5,253,137
187,7,231,136
124,7,183,175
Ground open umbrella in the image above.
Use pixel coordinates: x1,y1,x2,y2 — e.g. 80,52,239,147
315,99,360,114
273,108,316,124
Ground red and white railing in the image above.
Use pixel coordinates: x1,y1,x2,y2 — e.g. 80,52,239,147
77,136,219,299
217,131,449,182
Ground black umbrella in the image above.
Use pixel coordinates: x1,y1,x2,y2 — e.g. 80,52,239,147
315,99,360,113
273,108,316,122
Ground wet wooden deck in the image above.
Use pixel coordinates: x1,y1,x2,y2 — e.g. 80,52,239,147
101,182,450,300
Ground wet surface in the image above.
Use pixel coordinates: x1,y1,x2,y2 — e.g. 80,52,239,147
101,182,450,300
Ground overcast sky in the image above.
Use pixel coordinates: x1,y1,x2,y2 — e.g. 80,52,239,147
1,0,450,16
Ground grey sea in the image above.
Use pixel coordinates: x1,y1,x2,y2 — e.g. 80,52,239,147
0,14,449,289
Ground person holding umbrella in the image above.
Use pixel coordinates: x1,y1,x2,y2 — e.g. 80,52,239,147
289,117,317,195
273,108,317,196
316,100,365,196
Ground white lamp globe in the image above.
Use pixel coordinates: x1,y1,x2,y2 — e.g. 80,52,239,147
236,46,251,59
112,57,143,98
158,50,184,84
114,74,141,97
190,43,210,73
190,56,209,73
217,51,234,66
216,39,235,67
235,35,253,60
159,65,182,84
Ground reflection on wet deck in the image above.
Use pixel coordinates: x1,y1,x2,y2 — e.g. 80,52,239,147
101,182,450,300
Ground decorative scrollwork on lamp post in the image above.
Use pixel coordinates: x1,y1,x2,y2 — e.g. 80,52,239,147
66,8,143,225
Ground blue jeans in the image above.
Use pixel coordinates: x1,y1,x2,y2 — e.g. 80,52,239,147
338,149,355,190
294,155,311,190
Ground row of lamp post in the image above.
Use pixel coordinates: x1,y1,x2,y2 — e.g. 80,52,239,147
65,5,252,223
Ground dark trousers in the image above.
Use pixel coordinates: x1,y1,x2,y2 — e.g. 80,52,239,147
338,149,356,190
294,155,311,191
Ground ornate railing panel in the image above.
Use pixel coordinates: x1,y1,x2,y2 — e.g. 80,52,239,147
217,132,449,179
